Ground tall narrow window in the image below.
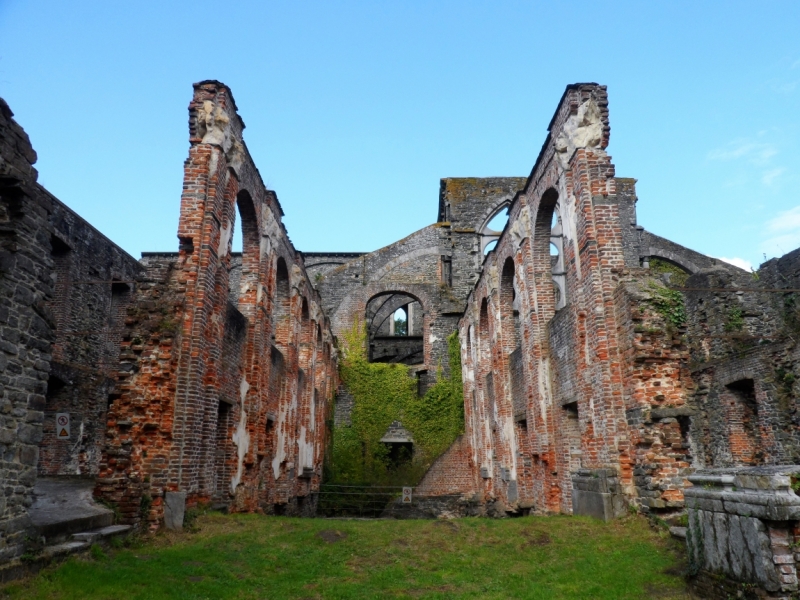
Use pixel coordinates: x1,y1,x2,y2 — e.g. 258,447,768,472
441,255,452,287
50,236,71,360
393,307,408,336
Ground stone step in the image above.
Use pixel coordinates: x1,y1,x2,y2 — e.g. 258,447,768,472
40,524,134,562
29,477,115,543
72,524,132,543
42,541,89,558
669,526,687,540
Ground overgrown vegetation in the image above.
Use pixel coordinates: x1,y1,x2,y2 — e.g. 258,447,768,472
649,257,690,287
724,306,745,332
2,513,690,600
775,366,796,393
330,321,463,485
646,281,687,329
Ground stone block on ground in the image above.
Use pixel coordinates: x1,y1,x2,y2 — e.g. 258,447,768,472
164,492,186,530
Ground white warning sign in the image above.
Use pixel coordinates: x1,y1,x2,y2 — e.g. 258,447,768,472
56,413,70,439
402,486,412,504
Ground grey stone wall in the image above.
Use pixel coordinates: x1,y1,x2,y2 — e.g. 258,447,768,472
0,96,144,560
685,467,800,598
301,252,366,282
0,98,52,562
682,254,800,469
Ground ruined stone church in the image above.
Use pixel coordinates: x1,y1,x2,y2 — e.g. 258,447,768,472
3,81,800,596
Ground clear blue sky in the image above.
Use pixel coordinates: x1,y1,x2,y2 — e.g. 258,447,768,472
1,1,798,270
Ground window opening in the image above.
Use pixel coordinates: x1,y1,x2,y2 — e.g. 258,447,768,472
393,307,408,336
441,255,452,286
385,442,413,468
366,293,422,364
232,212,243,253
486,208,509,233
480,204,510,254
725,378,761,466
550,207,566,311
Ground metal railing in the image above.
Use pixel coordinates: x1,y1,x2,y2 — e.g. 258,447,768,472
313,484,409,518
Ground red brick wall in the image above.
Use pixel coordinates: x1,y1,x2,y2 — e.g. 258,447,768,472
457,84,694,515
416,435,476,496
96,81,338,527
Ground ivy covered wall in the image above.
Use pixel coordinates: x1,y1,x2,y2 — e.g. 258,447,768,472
329,321,464,484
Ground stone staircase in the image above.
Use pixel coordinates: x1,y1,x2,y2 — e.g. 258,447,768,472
43,524,132,558
29,477,132,557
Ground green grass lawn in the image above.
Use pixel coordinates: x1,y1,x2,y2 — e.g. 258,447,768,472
2,513,690,599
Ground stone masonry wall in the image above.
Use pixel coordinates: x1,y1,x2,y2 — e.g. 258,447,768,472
449,83,771,524
0,97,142,561
316,177,525,426
0,98,53,562
459,83,639,514
39,189,141,478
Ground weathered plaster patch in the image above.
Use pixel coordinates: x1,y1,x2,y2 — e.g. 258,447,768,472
227,139,245,176
198,100,233,153
486,264,499,294
508,205,531,252
554,99,604,170
218,220,232,258
537,357,552,419
272,380,299,480
230,377,251,493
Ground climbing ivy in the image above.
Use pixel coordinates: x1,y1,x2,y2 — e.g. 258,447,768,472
404,332,465,463
330,321,464,485
646,281,686,329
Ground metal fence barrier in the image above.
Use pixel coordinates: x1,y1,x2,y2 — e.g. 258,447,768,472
313,484,410,518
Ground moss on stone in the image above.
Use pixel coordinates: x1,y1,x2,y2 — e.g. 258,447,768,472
649,258,690,287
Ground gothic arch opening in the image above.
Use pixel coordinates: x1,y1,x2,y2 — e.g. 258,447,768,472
274,257,291,347
501,257,526,423
479,203,510,254
533,189,565,318
234,190,260,316
366,292,423,364
228,190,260,318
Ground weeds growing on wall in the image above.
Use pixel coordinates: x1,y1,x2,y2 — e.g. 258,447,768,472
646,281,686,329
724,306,745,332
330,321,464,485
